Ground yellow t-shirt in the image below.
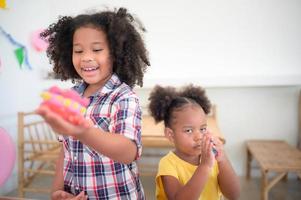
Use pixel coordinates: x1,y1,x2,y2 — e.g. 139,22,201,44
156,151,221,200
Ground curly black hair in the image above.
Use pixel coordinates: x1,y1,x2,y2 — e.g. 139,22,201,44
148,84,211,127
41,7,150,88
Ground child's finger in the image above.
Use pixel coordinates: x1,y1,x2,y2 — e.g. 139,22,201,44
61,192,75,199
79,118,94,129
204,135,212,155
73,191,87,200
205,134,217,156
35,105,49,117
51,190,63,199
211,135,222,145
52,190,75,199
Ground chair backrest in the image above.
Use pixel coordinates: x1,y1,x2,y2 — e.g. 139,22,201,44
18,111,61,196
18,112,59,159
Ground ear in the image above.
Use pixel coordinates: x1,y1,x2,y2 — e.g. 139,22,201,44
164,127,174,143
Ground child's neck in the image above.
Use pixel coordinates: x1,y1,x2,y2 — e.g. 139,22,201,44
84,84,102,98
173,150,200,166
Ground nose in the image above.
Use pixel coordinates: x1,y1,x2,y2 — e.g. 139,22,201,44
193,131,202,141
82,52,93,62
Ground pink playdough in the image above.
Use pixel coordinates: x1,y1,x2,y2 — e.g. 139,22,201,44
40,86,89,125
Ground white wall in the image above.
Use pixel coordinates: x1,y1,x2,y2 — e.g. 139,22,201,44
0,0,301,195
206,86,300,176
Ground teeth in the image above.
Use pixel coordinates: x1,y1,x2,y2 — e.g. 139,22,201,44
82,67,97,71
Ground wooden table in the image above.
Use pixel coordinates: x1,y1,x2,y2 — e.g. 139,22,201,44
246,140,301,200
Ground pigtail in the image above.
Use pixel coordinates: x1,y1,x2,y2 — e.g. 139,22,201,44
179,84,211,114
148,85,177,123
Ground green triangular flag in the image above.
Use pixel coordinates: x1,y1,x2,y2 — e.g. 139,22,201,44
14,47,24,68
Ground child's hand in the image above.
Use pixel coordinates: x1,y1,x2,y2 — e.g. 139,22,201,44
52,190,87,200
199,133,215,168
36,105,93,137
208,130,225,162
39,86,89,125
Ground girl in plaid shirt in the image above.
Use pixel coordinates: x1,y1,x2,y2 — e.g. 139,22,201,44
36,7,150,200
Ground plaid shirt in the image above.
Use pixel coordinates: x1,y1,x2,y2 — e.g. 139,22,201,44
62,74,145,199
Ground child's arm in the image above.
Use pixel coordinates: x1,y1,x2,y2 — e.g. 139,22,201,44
213,137,240,200
162,165,211,200
162,134,214,200
217,155,240,200
77,126,138,164
36,105,138,164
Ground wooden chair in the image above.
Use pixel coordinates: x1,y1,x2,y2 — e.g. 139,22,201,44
139,105,225,176
17,112,61,197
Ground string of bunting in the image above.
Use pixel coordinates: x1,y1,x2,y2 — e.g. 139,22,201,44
0,26,32,69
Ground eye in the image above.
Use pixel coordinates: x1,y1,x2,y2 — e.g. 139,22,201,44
184,128,193,134
93,49,103,52
73,50,83,54
200,127,207,133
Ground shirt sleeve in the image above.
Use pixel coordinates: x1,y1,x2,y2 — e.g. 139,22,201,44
110,95,143,159
155,154,179,199
157,155,178,178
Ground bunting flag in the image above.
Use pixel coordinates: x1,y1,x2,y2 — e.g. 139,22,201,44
14,47,24,68
0,0,6,9
0,26,32,69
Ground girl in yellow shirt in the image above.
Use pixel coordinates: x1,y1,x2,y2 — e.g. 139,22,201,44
148,85,240,200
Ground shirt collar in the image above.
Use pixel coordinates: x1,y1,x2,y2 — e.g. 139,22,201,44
73,73,121,97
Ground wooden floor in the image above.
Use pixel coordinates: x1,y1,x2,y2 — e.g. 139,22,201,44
3,174,301,200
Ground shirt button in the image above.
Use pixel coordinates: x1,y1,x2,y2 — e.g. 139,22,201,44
74,156,77,160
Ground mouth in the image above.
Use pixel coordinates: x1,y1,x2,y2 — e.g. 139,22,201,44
81,66,100,72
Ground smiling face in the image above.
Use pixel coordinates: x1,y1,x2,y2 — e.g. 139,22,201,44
72,26,113,92
166,104,207,163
